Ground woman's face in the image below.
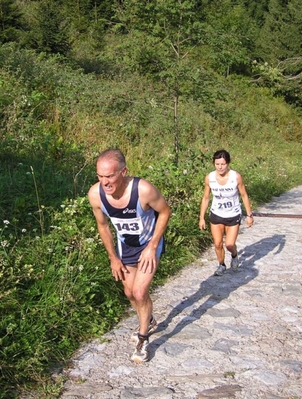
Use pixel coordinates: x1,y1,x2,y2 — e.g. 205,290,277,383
214,157,229,176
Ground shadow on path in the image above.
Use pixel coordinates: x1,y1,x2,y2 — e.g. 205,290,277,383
150,234,286,359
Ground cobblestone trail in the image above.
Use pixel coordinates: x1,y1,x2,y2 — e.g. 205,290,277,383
60,186,302,399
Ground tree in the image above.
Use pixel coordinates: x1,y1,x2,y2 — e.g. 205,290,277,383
252,0,302,107
256,0,302,63
0,0,23,43
25,0,71,56
202,0,257,76
112,0,209,163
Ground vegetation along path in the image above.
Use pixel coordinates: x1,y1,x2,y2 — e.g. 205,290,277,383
60,186,302,399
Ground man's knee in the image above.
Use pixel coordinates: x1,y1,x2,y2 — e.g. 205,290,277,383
132,287,149,303
124,287,134,301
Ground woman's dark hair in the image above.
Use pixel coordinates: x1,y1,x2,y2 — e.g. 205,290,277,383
212,149,231,164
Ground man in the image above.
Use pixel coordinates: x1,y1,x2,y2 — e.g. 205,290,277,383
88,149,171,363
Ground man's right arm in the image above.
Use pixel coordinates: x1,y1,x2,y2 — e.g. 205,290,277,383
88,184,127,280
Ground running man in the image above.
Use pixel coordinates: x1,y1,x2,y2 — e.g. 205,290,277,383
88,149,171,362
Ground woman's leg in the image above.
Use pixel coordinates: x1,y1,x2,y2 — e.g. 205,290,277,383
225,224,240,256
210,223,226,264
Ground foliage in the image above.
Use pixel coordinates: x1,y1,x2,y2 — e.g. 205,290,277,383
21,1,71,56
0,0,23,44
202,0,257,75
0,7,302,397
256,0,302,63
0,197,128,398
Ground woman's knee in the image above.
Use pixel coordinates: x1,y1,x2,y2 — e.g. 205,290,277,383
214,241,223,251
226,243,236,253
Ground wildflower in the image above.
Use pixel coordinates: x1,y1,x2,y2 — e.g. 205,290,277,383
22,229,27,233
3,220,10,225
78,264,84,271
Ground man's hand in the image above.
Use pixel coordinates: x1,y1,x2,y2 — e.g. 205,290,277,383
110,257,129,281
137,246,157,274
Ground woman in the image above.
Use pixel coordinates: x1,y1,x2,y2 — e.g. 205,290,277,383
199,150,254,276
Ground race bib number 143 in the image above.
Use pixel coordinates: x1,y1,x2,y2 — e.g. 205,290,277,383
111,217,144,235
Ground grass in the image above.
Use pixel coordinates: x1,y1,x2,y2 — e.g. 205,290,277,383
0,45,302,398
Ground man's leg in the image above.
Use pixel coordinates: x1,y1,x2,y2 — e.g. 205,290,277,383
121,263,157,335
132,260,158,336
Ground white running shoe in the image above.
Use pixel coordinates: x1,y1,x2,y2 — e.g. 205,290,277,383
131,316,157,343
131,336,149,363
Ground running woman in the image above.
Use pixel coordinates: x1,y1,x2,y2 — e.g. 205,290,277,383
199,149,254,276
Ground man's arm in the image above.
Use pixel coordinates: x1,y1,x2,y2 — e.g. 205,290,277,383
137,180,171,272
88,183,128,280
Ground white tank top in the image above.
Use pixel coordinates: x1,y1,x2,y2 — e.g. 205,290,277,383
209,170,241,217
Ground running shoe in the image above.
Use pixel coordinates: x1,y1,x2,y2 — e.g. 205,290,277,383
214,264,226,276
131,316,157,342
131,336,149,363
230,255,239,270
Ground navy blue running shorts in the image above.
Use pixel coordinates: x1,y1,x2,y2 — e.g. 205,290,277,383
117,237,165,266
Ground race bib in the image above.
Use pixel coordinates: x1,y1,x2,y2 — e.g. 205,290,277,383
217,198,235,211
111,217,144,235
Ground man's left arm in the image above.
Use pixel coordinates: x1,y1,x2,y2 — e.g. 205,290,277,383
138,180,171,272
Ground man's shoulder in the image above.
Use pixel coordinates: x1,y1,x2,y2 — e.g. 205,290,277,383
88,182,100,200
137,177,157,193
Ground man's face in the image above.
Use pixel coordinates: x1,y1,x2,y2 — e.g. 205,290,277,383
96,158,126,195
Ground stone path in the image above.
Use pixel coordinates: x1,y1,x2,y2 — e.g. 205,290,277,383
60,186,302,399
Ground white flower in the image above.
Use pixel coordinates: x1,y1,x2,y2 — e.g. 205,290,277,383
3,220,10,225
